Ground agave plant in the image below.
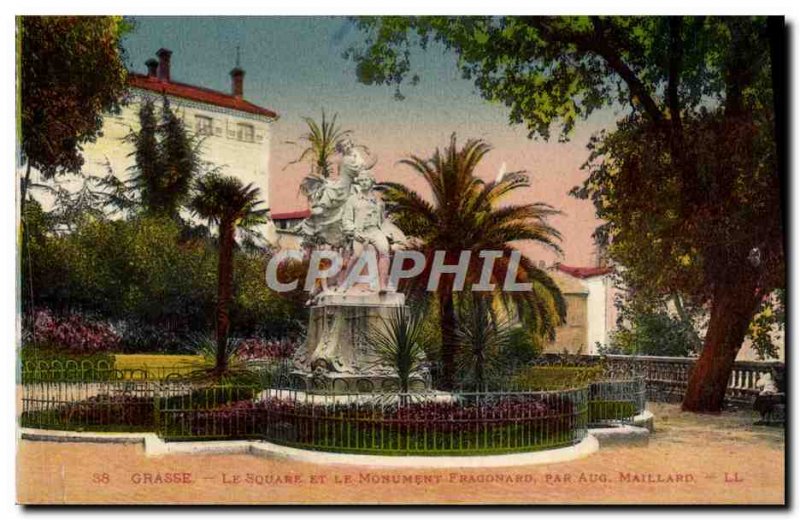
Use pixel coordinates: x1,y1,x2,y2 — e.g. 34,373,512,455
364,305,428,394
188,334,259,385
455,295,514,391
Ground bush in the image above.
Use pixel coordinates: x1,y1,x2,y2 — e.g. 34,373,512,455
117,322,197,354
22,214,309,353
604,310,701,357
231,252,308,339
237,338,299,361
500,326,544,369
511,365,603,390
588,400,637,424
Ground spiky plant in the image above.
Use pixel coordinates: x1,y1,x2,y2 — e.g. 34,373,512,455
455,295,513,391
365,305,428,394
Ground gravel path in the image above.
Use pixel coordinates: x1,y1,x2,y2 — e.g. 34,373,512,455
17,403,784,505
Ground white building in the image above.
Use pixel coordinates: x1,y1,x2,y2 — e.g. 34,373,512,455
31,48,278,214
546,264,616,355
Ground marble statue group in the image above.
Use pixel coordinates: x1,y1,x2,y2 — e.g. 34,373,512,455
288,138,424,389
296,138,406,300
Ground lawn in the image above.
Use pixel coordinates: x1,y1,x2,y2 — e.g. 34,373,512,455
113,354,208,379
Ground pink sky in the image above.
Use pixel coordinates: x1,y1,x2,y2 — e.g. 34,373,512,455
268,112,612,268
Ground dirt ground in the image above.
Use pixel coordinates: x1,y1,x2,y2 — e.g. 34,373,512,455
16,403,785,505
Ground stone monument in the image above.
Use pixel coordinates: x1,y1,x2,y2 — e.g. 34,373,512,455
291,139,427,393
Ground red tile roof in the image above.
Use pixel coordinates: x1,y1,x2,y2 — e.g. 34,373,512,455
271,209,311,220
128,73,278,119
556,264,613,279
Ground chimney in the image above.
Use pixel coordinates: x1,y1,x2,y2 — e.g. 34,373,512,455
230,67,244,98
156,48,172,82
145,58,158,78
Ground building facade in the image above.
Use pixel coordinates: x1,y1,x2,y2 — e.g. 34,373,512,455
545,264,615,355
31,48,278,215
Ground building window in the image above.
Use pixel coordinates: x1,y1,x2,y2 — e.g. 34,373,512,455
237,123,255,143
195,116,213,136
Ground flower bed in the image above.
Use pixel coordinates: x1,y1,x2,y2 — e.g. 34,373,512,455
20,394,156,432
159,389,587,455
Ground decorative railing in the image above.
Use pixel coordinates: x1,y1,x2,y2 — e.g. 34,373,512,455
541,354,785,405
19,355,648,454
157,386,590,454
19,365,649,454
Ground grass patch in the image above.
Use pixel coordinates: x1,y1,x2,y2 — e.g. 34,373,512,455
588,400,637,424
113,354,208,379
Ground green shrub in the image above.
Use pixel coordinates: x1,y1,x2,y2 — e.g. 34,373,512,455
501,327,544,368
603,310,701,357
22,214,308,354
588,400,637,423
511,365,603,390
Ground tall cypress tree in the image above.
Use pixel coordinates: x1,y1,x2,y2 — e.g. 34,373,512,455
127,96,199,220
127,99,161,214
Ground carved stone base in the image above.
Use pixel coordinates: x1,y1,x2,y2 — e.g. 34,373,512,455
292,290,429,393
288,372,429,394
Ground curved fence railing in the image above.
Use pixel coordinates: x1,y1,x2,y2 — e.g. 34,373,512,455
157,387,589,455
19,360,647,456
588,378,646,426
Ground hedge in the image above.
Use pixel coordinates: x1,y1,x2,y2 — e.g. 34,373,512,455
511,365,604,390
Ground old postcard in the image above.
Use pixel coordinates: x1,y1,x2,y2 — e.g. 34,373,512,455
15,14,786,505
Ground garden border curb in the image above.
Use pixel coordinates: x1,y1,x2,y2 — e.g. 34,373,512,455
19,428,600,468
587,425,650,447
633,410,655,431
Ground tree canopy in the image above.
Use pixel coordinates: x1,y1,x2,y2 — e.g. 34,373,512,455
383,134,565,389
19,16,131,183
347,16,784,411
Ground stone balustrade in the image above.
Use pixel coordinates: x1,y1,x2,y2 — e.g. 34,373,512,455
539,353,785,406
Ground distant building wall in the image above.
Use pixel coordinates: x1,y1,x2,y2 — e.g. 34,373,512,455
32,89,274,215
546,291,589,354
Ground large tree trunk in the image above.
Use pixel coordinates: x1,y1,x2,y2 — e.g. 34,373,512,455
437,276,458,390
682,276,761,412
215,219,236,374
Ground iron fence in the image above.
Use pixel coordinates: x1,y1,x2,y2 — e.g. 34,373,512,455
156,386,589,455
538,353,785,406
588,377,646,426
20,379,160,432
19,359,203,384
19,357,650,455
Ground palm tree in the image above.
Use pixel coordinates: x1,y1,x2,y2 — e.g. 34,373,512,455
189,173,268,373
285,110,353,193
382,134,566,389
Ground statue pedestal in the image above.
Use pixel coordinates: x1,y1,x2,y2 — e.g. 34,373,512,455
292,290,429,393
